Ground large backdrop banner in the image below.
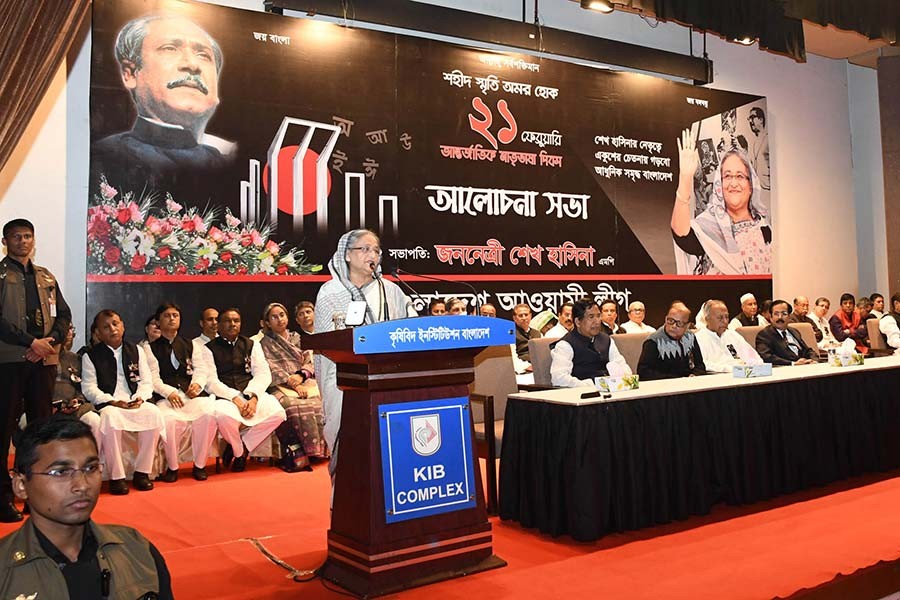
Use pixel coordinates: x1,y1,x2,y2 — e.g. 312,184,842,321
87,0,773,336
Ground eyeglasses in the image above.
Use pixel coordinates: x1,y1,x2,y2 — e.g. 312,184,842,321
722,173,749,185
772,310,790,317
24,463,103,481
349,246,382,256
665,317,687,328
629,308,645,313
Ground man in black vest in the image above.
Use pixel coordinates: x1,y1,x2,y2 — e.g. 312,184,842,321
81,310,165,495
147,303,217,482
755,300,818,366
550,297,632,387
878,293,900,350
0,219,72,521
198,308,285,472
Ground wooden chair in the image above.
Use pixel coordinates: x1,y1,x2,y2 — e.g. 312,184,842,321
469,344,519,514
611,332,651,373
736,325,766,349
528,337,560,387
789,322,820,356
867,318,888,350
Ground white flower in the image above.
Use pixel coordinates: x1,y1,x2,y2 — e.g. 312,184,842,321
119,229,155,258
260,255,275,274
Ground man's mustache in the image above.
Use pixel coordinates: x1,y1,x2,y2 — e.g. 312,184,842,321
167,74,209,95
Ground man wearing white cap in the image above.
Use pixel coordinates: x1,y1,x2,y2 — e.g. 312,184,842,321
728,293,769,329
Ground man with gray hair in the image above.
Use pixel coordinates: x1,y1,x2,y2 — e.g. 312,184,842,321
619,301,655,333
695,299,762,372
91,14,235,196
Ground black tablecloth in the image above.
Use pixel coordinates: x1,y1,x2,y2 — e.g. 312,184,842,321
498,368,900,541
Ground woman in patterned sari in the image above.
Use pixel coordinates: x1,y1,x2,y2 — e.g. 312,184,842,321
259,302,326,459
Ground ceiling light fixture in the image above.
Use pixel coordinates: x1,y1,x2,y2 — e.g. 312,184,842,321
734,36,756,46
580,0,615,14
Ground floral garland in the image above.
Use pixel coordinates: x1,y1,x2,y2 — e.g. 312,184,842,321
87,176,322,276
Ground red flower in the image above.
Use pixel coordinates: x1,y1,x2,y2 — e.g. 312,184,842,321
237,266,248,275
215,268,229,275
88,214,110,239
115,207,131,225
181,218,196,232
175,265,188,275
276,264,289,275
239,233,252,247
104,246,121,265
130,254,147,271
153,267,167,276
195,258,210,272
158,246,171,260
220,251,232,262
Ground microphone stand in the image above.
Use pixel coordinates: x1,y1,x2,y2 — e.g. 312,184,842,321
389,268,427,316
396,268,481,315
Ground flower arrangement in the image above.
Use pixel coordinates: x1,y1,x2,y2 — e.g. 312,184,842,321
87,177,322,276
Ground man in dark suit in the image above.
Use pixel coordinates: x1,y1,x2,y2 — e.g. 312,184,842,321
755,299,817,366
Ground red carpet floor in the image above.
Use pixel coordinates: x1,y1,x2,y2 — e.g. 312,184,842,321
2,460,900,599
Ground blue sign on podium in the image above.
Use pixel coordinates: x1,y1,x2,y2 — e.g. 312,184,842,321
379,396,477,523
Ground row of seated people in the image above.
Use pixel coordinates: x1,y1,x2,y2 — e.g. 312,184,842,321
56,302,325,495
509,291,900,376
533,294,900,388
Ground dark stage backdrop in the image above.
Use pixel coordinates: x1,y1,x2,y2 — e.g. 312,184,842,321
87,0,773,339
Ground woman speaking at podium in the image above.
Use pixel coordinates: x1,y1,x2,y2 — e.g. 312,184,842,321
314,229,416,481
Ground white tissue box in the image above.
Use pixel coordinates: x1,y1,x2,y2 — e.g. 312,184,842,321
828,351,864,367
732,363,773,378
594,374,640,392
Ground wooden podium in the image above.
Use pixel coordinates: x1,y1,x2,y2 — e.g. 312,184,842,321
305,316,510,598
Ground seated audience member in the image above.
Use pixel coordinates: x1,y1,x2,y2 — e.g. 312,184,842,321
870,293,885,319
76,321,100,358
511,303,540,373
637,301,706,380
259,303,326,459
829,293,868,353
191,307,219,384
479,302,497,317
788,296,823,343
428,298,446,316
599,299,620,335
729,293,769,328
809,297,839,348
759,299,773,325
147,303,217,482
53,325,101,452
620,301,655,333
550,297,630,387
755,300,818,365
81,310,164,495
544,302,573,338
878,293,900,350
2,415,173,599
857,297,874,320
138,315,161,350
293,300,315,336
695,299,762,372
199,308,286,472
531,309,558,335
446,297,467,315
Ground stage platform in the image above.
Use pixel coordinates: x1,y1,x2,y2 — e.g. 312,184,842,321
2,459,899,599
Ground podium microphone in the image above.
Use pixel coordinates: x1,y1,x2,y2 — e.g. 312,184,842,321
381,255,426,315
395,267,481,315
